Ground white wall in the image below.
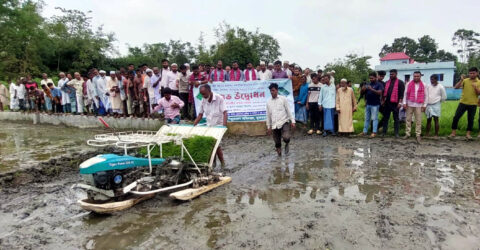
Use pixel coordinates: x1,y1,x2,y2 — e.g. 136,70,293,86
381,59,409,65
382,68,455,88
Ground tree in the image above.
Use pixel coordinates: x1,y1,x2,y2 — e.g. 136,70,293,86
379,37,418,58
209,23,281,68
45,7,115,73
380,35,457,63
324,54,372,84
0,0,47,78
452,29,480,63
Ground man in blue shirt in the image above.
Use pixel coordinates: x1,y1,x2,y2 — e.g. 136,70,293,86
318,74,337,136
48,82,62,113
361,72,384,138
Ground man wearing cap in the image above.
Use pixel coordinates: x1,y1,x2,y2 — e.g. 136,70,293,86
268,63,274,72
283,61,292,77
329,70,336,86
144,68,156,113
70,72,85,114
257,61,272,80
318,74,337,136
184,63,192,76
210,60,229,82
336,78,357,134
107,71,122,117
57,72,71,113
267,83,295,156
95,70,110,114
166,63,180,96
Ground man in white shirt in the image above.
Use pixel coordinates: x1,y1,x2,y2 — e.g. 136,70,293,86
69,72,85,114
167,63,180,96
159,59,170,96
96,70,110,113
329,70,336,86
40,73,54,87
143,69,156,113
193,84,227,167
425,74,447,138
283,61,292,77
151,67,162,103
57,72,70,113
257,61,272,81
9,81,18,110
402,71,428,143
266,83,295,156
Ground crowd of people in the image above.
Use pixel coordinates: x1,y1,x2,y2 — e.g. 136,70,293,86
1,59,479,155
1,59,311,122
265,67,479,155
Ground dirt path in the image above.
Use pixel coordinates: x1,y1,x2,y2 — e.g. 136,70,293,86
1,132,480,249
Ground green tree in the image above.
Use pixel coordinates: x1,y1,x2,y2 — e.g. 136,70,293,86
45,7,115,73
452,29,480,63
209,23,281,68
380,35,457,63
324,54,372,84
0,0,47,78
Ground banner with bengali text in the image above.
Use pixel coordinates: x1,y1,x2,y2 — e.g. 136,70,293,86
193,79,294,122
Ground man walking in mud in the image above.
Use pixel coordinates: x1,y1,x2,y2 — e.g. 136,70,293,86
266,83,296,156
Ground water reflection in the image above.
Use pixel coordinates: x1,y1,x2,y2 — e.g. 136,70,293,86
0,121,102,173
241,147,471,209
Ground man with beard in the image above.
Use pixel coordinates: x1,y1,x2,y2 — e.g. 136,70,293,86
210,60,229,82
167,63,180,96
229,61,244,81
244,62,258,81
381,69,404,137
257,61,272,80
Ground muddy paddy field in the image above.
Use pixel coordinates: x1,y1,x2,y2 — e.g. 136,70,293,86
1,121,480,249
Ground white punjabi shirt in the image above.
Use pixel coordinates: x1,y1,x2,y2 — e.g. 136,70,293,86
266,95,295,129
199,93,227,126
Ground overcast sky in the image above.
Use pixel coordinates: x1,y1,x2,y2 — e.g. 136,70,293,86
42,0,479,69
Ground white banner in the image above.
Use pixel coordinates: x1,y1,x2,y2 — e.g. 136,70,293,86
193,79,294,122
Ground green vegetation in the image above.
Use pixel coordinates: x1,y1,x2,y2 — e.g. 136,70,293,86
138,136,217,163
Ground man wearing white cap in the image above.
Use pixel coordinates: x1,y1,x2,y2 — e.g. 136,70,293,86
184,63,192,76
57,72,71,113
167,63,180,96
96,70,110,114
268,62,274,72
257,61,272,80
283,61,292,77
329,70,336,86
144,68,156,113
107,71,122,117
70,72,85,114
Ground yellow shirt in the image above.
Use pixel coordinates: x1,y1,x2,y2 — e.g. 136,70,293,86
460,78,480,105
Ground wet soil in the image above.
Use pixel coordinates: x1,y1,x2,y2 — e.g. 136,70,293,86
1,122,480,249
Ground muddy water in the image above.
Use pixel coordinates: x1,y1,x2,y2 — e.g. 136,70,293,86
0,121,103,173
1,123,480,249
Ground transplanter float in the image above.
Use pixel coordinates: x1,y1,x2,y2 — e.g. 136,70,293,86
71,121,231,214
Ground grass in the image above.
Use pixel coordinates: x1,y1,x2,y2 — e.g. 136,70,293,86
353,100,479,136
138,135,217,163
